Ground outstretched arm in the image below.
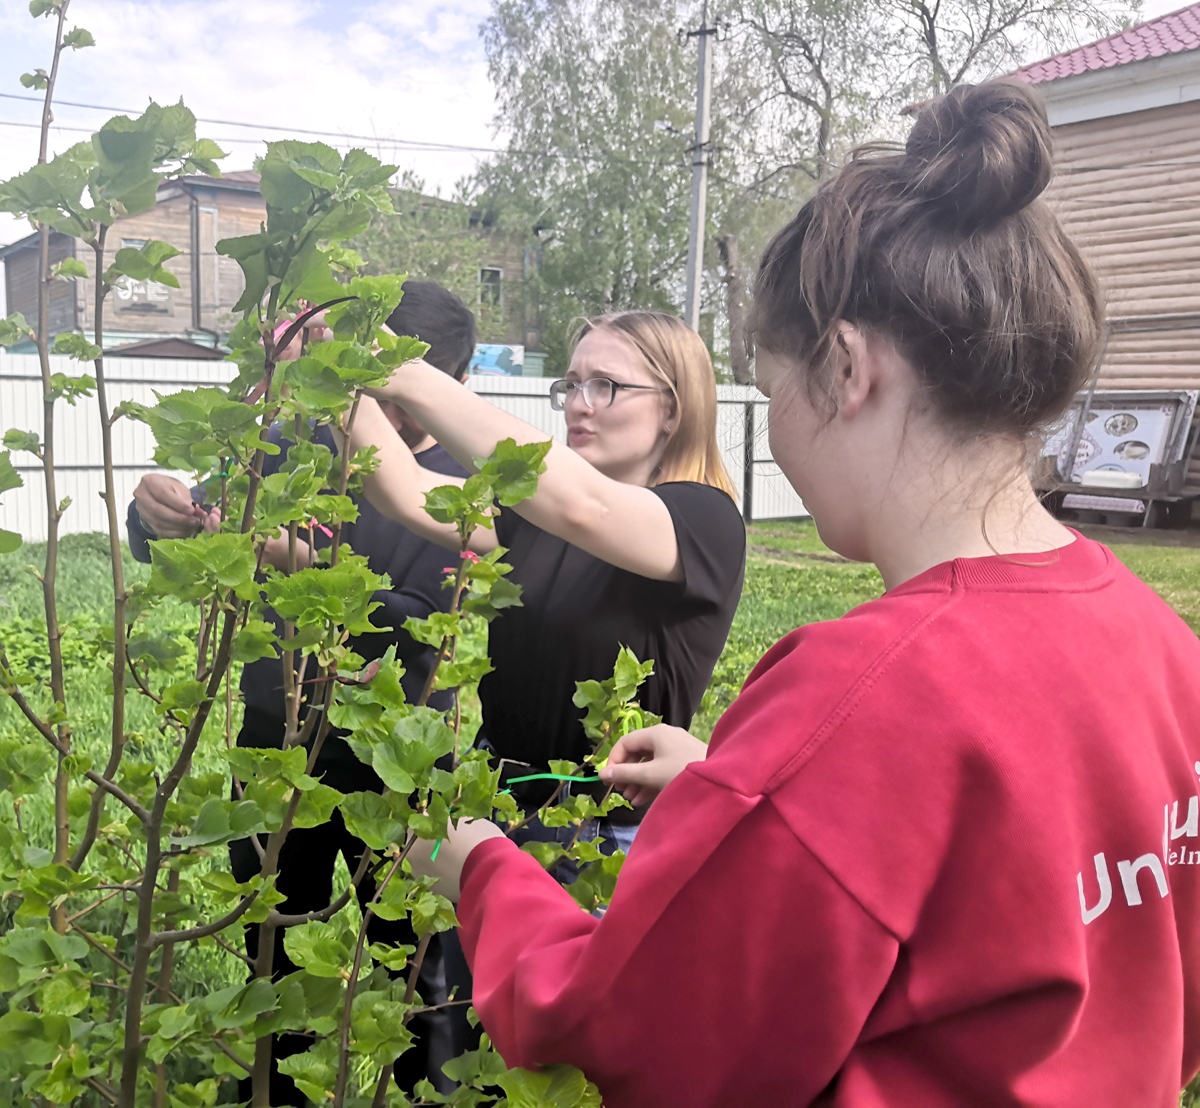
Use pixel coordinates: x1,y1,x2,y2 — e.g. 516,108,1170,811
349,396,498,554
368,361,685,581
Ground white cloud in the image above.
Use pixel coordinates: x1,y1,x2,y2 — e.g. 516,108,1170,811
0,0,500,251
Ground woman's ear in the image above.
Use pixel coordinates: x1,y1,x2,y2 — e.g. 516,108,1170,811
662,393,678,436
831,323,874,420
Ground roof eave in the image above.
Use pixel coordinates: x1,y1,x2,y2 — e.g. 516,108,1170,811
1028,47,1200,125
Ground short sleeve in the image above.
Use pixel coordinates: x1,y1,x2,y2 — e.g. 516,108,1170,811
493,504,522,549
651,482,745,607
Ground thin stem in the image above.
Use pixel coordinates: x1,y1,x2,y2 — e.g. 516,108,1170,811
83,1077,119,1106
71,232,129,874
402,932,432,1007
505,780,566,839
120,602,243,1108
417,557,470,708
371,1064,395,1108
34,0,73,933
333,844,411,1108
151,890,259,948
0,649,152,823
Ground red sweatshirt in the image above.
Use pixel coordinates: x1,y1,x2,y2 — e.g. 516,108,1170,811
458,535,1200,1106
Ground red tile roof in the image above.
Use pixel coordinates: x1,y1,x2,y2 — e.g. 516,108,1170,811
1011,3,1200,84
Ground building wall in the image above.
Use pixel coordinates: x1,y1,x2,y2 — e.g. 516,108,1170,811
4,233,77,335
1046,99,1200,391
73,184,266,340
4,183,267,347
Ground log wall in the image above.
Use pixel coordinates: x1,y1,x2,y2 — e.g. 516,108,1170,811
1047,99,1200,391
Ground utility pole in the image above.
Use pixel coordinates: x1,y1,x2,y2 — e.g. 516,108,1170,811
683,2,716,333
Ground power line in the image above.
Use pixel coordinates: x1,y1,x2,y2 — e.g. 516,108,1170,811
0,92,694,168
0,91,499,154
0,117,480,154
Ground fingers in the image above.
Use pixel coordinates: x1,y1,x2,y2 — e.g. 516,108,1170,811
201,509,222,534
600,725,708,807
134,475,204,538
606,730,658,766
601,759,660,786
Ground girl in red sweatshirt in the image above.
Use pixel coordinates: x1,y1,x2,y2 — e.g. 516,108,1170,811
414,80,1200,1106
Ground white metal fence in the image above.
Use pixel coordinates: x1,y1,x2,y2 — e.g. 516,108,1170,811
0,355,805,542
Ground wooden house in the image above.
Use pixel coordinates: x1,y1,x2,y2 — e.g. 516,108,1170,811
1,173,541,365
0,171,266,355
1012,5,1200,521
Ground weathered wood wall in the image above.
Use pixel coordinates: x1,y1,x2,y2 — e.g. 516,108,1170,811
4,233,77,335
72,186,266,337
1047,99,1200,392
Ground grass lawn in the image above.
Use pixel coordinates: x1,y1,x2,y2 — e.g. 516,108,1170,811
2,525,1200,1101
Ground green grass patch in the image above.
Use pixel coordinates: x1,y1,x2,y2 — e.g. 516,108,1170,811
3,524,1200,1104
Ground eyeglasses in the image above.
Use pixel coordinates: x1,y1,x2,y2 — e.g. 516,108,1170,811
549,377,668,411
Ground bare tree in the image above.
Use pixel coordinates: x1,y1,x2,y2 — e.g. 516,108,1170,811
898,0,1132,93
716,234,754,384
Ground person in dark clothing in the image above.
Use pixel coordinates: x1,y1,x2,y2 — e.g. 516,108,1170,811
127,280,477,1105
350,310,746,834
348,309,747,1073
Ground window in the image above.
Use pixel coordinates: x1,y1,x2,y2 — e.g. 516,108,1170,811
480,267,502,307
121,237,147,249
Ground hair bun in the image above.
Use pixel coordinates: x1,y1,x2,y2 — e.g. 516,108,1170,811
905,80,1053,232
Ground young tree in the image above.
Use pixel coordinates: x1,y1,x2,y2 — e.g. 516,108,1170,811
478,0,701,372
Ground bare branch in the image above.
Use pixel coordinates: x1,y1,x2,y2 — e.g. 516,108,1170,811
151,890,259,948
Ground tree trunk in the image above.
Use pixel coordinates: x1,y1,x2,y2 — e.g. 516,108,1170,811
716,234,753,385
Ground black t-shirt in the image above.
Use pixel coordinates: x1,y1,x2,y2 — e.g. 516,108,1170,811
478,482,746,768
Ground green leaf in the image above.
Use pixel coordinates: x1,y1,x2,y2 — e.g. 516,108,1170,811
477,437,553,506
2,430,38,455
232,619,279,664
19,69,48,89
51,332,101,362
496,1065,603,1108
146,531,258,604
521,841,569,869
265,552,387,637
368,941,414,972
0,312,34,347
157,678,208,721
61,26,94,48
340,790,408,851
277,1037,339,1104
173,797,232,848
293,783,344,829
50,257,88,281
283,919,354,979
47,372,96,404
105,241,182,290
225,746,317,790
372,708,456,792
402,610,460,649
0,451,23,495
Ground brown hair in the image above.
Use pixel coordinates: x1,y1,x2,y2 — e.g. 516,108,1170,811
575,311,737,497
751,79,1103,437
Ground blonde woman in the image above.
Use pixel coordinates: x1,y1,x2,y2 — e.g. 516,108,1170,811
352,310,745,843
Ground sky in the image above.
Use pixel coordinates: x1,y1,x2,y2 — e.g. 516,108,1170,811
0,0,501,248
0,0,1193,253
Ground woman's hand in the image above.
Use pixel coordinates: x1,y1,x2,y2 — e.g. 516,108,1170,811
133,474,215,538
599,724,708,807
260,528,312,572
407,819,506,902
